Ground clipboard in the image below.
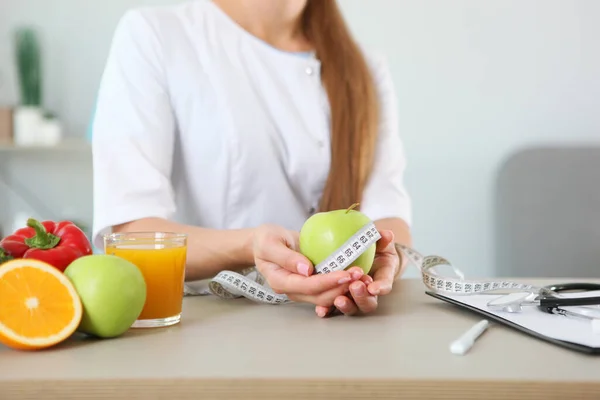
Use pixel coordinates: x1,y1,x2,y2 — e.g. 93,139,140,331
426,291,600,355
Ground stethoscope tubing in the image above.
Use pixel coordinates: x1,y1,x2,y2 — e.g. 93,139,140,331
538,282,600,314
539,295,600,308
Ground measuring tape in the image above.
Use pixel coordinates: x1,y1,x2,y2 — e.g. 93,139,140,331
396,243,543,295
183,220,544,303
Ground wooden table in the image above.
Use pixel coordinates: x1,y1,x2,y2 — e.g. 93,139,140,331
1,278,598,400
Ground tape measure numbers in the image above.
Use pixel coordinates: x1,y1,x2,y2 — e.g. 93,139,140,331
397,243,541,295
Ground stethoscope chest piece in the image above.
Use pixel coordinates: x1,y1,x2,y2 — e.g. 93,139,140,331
486,292,538,312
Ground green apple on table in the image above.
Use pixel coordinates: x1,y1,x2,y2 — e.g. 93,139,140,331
299,203,376,274
64,255,147,339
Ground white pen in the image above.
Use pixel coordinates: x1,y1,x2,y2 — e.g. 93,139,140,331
449,319,490,356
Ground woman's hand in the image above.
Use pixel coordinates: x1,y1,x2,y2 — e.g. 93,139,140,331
252,224,362,308
314,229,400,317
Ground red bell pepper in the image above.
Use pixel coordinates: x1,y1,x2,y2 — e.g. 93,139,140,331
0,218,93,271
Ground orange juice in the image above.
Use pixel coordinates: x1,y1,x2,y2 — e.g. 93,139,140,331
104,232,187,328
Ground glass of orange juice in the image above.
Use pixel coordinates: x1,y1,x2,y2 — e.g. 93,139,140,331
103,232,187,328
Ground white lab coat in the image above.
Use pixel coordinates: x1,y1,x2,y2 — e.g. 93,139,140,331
91,0,412,250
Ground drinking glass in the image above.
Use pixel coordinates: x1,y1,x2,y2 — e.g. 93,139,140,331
104,232,187,328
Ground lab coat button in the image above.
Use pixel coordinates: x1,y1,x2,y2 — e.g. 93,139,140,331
305,67,314,76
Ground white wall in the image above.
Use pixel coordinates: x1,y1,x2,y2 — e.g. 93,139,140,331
1,0,599,277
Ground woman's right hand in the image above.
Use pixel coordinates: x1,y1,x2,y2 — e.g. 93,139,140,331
252,224,364,308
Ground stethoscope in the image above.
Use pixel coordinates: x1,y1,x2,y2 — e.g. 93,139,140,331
486,282,600,321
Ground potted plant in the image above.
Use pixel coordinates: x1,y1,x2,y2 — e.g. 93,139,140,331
13,27,44,146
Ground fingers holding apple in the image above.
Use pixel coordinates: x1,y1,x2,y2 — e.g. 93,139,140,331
252,223,363,309
335,230,400,317
261,260,355,296
253,224,315,277
348,277,379,313
286,279,354,310
311,228,399,318
332,296,358,316
297,204,395,317
260,204,399,316
315,272,378,317
366,230,400,297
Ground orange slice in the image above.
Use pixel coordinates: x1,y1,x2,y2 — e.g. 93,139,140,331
0,258,82,351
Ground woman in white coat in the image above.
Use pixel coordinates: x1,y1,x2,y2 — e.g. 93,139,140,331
91,0,413,318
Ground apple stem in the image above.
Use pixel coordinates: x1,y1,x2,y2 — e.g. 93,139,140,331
346,203,360,213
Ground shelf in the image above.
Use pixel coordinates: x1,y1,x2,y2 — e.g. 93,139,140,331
0,138,90,153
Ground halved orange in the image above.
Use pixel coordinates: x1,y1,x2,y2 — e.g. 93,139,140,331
0,258,82,351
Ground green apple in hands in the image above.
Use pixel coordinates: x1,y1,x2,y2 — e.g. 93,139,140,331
299,203,376,275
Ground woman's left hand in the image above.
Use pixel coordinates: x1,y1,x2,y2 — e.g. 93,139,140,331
314,229,400,317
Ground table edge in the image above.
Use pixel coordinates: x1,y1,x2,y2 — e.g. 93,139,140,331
2,378,599,400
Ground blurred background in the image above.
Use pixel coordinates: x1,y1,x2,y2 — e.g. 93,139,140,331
0,0,599,279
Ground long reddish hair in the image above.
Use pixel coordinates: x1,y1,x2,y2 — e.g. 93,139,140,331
302,0,380,212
